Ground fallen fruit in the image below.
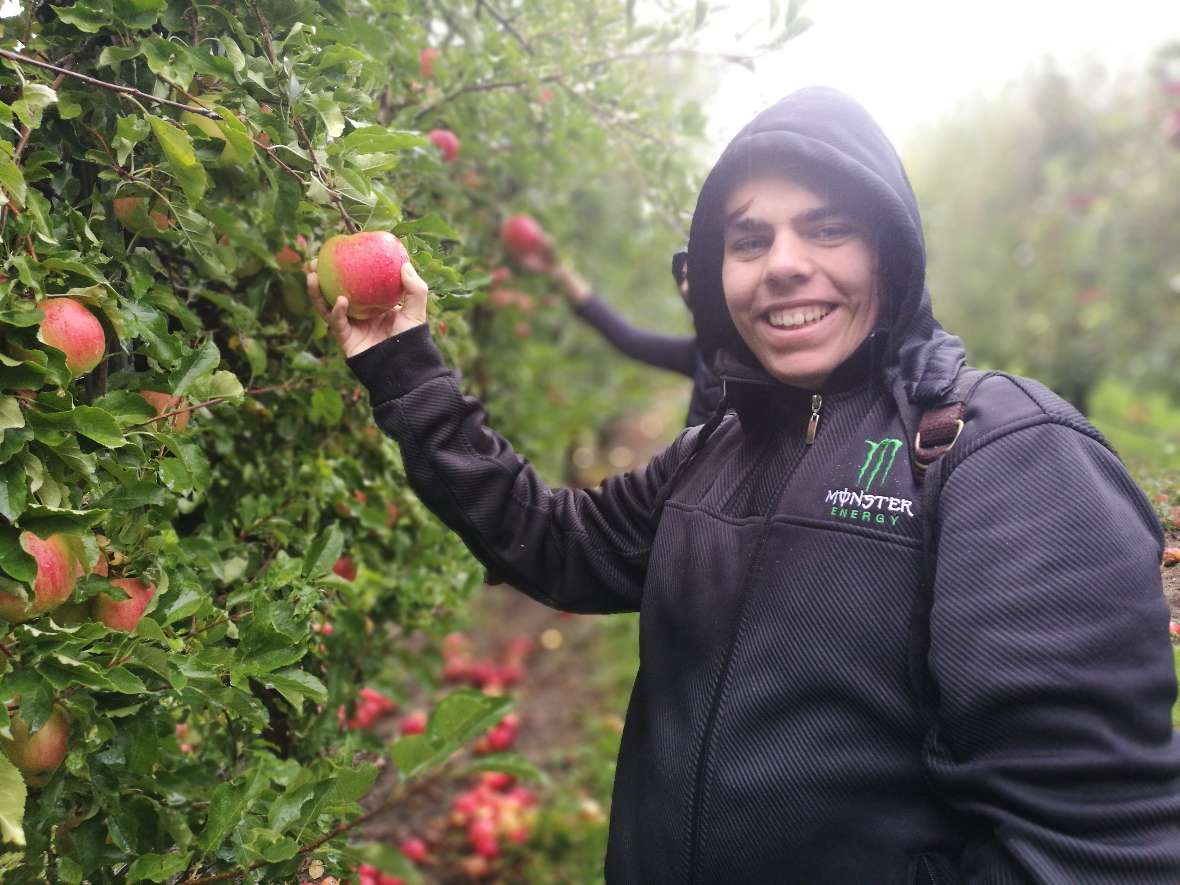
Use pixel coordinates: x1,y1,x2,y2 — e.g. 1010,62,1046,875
1162,547,1180,567
399,710,427,736
399,836,429,863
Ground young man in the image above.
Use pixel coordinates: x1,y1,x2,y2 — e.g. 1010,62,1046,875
312,88,1180,883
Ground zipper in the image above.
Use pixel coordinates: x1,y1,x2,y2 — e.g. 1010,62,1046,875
684,401,825,881
804,393,823,444
921,856,944,885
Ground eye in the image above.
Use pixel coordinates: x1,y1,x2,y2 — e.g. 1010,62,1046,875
813,223,855,242
729,236,769,254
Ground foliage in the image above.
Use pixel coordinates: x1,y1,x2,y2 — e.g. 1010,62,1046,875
909,53,1180,416
0,0,808,880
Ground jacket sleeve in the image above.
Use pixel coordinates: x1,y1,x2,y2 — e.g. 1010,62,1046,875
925,422,1180,885
574,293,698,377
345,325,688,614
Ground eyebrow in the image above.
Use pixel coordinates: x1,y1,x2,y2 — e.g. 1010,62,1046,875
724,205,846,235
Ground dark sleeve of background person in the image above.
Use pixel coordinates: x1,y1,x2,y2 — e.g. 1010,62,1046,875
573,293,698,377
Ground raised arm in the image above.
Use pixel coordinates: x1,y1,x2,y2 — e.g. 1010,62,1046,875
925,422,1180,883
311,261,687,613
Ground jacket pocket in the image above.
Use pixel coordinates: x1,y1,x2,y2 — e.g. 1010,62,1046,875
909,852,959,885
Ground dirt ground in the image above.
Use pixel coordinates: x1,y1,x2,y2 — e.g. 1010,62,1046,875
1164,530,1180,620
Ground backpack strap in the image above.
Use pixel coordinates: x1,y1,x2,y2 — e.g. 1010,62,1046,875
911,401,966,483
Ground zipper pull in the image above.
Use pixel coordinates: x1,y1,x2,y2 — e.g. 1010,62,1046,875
805,394,823,445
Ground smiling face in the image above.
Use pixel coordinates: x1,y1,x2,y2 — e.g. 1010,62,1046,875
721,175,880,390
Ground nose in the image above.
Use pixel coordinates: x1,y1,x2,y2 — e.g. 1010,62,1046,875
764,230,814,288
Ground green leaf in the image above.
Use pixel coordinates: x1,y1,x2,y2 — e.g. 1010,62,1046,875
186,370,243,401
0,753,25,846
149,116,206,203
0,459,29,522
168,339,220,395
125,851,191,883
71,406,126,448
393,213,460,242
198,782,251,852
12,85,58,131
112,115,151,166
0,160,27,208
212,105,256,164
306,94,345,138
263,668,327,713
308,388,343,426
428,689,513,747
330,762,379,803
18,506,109,536
0,525,35,582
267,779,316,832
96,481,167,509
337,128,426,155
54,0,112,32
0,398,26,433
388,733,449,780
113,0,165,29
301,524,343,579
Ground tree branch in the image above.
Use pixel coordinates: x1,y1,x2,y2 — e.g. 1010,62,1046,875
475,0,533,54
0,49,221,118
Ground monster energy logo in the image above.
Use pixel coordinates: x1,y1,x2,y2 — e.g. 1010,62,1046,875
821,436,915,528
856,438,903,490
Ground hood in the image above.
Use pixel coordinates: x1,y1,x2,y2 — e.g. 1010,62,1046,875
686,87,965,405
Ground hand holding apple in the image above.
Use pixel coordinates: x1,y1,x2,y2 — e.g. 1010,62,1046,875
309,259,429,359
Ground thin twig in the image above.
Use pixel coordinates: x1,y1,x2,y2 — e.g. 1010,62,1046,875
249,1,357,233
132,382,302,428
0,49,221,118
475,0,533,54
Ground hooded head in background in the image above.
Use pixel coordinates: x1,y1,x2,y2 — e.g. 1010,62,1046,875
687,87,965,407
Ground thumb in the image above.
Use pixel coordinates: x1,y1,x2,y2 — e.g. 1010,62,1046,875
400,261,429,322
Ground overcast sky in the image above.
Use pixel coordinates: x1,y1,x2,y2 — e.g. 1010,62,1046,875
702,0,1180,153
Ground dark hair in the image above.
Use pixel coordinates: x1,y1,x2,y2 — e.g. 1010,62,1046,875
671,250,688,285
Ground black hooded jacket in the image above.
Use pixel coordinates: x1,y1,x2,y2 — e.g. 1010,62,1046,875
347,88,1180,884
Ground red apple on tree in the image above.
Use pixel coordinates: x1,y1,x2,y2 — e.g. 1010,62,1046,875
94,577,155,632
429,128,460,162
1,705,70,786
419,47,440,79
500,214,547,257
113,196,172,236
317,232,410,319
0,532,83,622
332,556,357,581
37,297,105,376
140,390,190,431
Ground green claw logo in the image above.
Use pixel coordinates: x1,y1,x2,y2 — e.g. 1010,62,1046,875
856,438,903,489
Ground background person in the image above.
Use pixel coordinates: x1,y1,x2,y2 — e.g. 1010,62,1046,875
518,244,722,426
311,87,1180,884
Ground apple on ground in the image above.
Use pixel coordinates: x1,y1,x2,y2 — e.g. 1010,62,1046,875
0,532,83,622
399,836,429,863
429,128,460,162
317,232,410,319
399,710,427,736
37,298,105,376
94,577,155,631
1,705,69,786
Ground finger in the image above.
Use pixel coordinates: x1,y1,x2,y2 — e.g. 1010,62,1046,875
307,273,330,321
400,262,429,321
328,296,352,341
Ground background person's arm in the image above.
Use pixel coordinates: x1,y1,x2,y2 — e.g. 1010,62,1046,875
925,423,1180,884
551,264,698,377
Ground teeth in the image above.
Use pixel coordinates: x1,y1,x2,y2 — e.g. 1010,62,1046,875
767,305,833,328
